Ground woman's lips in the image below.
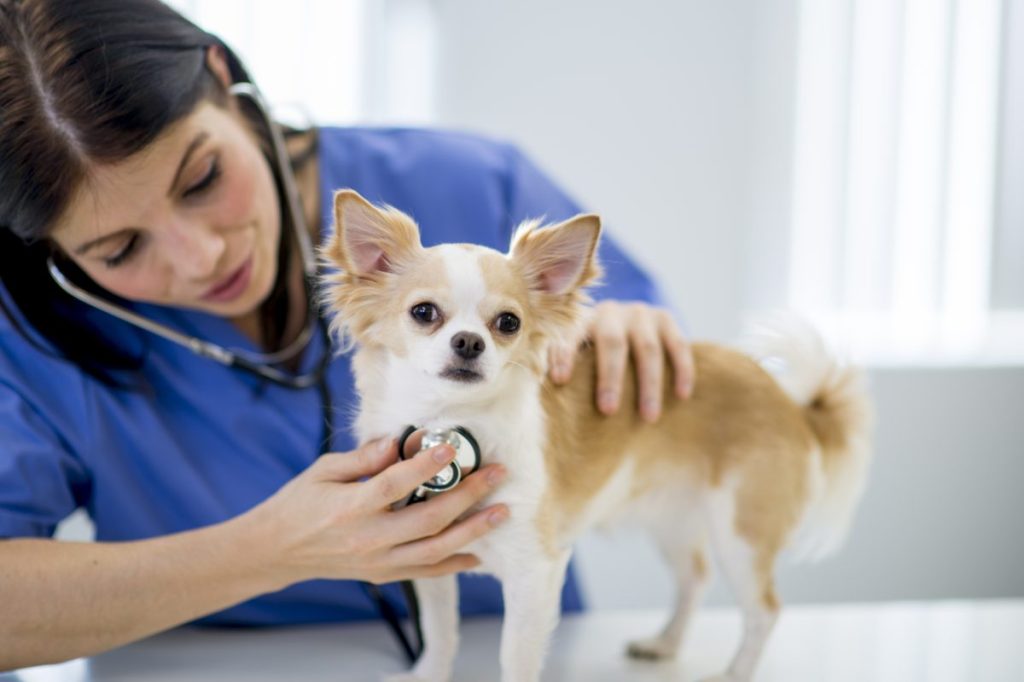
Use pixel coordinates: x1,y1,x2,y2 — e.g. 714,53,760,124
202,257,253,303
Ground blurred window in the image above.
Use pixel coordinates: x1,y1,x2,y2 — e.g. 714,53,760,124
789,0,1019,365
165,0,437,126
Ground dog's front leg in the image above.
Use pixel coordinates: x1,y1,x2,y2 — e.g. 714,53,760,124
386,575,459,682
498,550,571,682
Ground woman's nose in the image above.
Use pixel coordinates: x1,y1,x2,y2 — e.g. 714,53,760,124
163,220,227,281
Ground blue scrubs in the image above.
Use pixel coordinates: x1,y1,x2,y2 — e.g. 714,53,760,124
0,127,668,626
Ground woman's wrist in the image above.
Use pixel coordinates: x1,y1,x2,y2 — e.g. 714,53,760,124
225,502,305,594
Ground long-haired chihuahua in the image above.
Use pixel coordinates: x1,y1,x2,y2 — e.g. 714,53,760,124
320,189,873,682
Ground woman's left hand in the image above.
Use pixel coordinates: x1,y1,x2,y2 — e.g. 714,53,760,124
548,301,695,423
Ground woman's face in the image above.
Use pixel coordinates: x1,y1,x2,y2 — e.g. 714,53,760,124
49,98,281,320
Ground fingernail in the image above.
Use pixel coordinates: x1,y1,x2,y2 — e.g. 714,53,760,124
486,466,507,486
377,437,394,455
487,507,509,526
599,390,618,412
683,381,693,399
432,445,456,463
643,399,660,422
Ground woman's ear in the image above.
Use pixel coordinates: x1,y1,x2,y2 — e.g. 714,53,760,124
205,45,233,90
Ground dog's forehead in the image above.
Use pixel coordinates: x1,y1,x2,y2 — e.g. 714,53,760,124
434,244,489,311
428,244,523,311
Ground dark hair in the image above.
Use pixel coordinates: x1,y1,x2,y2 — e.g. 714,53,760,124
0,0,313,386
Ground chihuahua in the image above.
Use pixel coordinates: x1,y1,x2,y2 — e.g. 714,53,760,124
320,189,872,682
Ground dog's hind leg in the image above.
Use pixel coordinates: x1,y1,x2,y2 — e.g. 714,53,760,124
385,574,459,682
626,494,710,661
700,488,780,682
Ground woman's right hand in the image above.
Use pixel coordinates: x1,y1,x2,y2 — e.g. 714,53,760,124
241,437,508,589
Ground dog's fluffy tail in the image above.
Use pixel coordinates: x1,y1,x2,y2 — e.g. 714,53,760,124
738,313,874,561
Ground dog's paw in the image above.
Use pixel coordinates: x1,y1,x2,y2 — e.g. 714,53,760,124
625,636,678,661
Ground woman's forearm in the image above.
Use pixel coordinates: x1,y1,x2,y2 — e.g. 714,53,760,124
0,514,283,671
0,437,510,672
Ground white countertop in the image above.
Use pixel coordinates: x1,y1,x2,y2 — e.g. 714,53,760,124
5,600,1023,681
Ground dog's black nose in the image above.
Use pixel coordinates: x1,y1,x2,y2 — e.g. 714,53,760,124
451,331,486,360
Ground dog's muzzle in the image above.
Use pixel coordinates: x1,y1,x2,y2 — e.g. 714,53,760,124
396,425,481,505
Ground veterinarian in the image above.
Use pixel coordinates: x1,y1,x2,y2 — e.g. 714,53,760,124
0,0,695,670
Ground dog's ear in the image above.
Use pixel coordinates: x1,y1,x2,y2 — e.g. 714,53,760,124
509,214,602,295
324,189,421,275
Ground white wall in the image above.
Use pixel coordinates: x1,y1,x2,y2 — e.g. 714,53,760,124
434,0,759,341
432,0,1024,608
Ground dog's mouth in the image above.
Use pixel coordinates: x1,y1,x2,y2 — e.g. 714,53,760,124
440,365,484,383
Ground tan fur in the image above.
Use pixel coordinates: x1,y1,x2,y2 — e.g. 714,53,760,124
804,367,871,473
509,217,603,352
475,251,530,351
693,550,708,581
477,251,547,373
537,342,818,606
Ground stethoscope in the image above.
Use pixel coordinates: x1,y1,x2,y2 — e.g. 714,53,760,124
46,79,432,665
396,425,482,505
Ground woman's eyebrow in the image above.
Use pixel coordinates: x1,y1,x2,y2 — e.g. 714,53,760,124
74,228,133,256
72,131,210,256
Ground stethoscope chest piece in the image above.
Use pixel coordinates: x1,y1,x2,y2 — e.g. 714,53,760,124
397,425,481,502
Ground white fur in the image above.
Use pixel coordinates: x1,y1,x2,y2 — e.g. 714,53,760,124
363,348,561,682
736,312,832,406
356,248,549,504
353,246,583,682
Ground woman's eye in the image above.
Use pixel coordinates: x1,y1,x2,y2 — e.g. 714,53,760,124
103,234,140,268
183,157,221,198
410,302,440,324
496,312,521,334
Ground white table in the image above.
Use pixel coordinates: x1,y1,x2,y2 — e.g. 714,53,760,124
5,600,1023,681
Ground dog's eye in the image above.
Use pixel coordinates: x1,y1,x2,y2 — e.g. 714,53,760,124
495,312,520,334
410,302,440,324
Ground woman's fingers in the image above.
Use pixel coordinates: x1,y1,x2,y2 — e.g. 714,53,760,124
384,464,507,544
361,444,458,507
547,342,577,384
592,306,629,415
629,306,665,423
658,310,695,399
388,503,509,568
589,302,696,419
315,437,397,482
373,554,483,584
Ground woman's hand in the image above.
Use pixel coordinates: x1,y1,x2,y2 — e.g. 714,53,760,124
242,438,508,589
548,301,695,423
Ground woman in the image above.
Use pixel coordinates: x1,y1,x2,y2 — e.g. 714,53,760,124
0,0,695,670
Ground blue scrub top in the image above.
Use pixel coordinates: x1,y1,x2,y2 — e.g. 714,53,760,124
0,127,668,626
